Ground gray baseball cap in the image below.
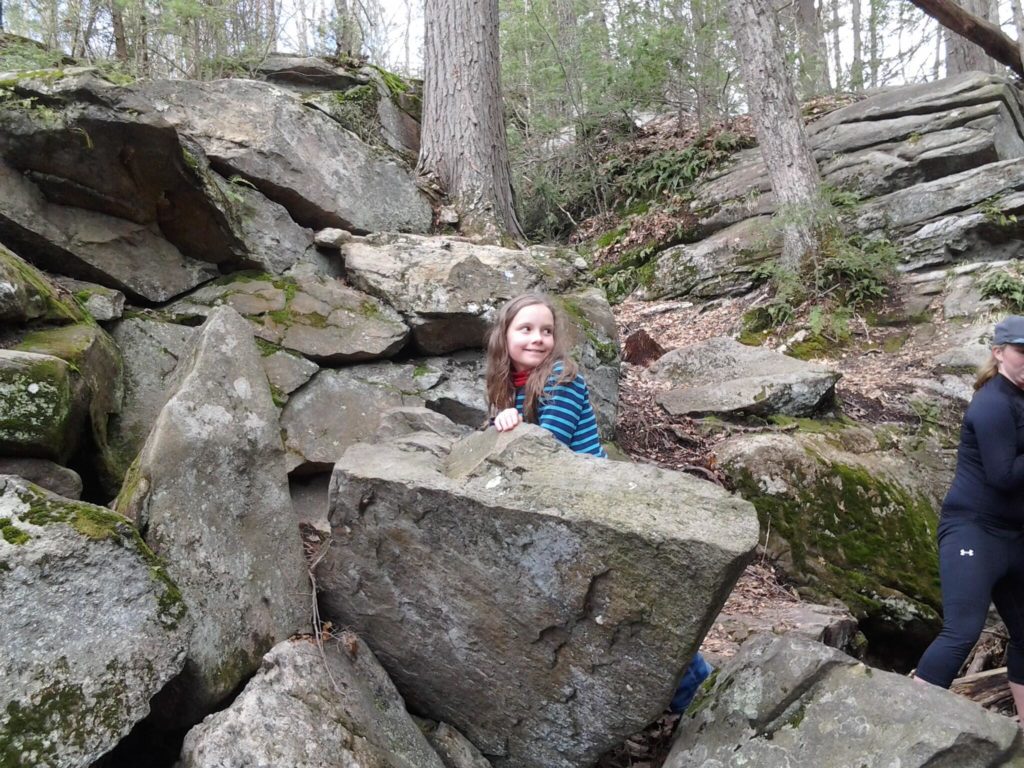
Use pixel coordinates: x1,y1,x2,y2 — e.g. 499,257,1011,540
994,315,1024,345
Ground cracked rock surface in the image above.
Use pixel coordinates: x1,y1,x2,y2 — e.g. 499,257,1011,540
665,633,1024,768
317,423,758,768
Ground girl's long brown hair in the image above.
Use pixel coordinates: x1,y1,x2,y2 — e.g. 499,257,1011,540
976,350,1001,390
485,293,578,423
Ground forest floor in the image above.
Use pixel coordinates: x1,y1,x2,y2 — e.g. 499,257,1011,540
595,293,989,767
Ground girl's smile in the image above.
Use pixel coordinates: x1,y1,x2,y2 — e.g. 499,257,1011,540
506,303,555,372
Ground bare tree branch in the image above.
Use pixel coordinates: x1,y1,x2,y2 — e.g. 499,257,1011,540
907,0,1024,76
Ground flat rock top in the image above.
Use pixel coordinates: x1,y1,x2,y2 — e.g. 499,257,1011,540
649,336,835,384
340,425,758,554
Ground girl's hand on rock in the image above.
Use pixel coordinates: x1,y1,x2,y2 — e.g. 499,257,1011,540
494,408,522,432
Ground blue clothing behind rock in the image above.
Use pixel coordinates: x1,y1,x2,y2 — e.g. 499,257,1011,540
513,365,606,457
670,653,713,713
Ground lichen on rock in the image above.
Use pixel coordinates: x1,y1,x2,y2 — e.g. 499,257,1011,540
0,475,190,768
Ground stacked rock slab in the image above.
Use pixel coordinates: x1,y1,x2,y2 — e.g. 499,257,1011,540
649,336,840,418
341,233,577,354
114,307,308,723
0,476,191,767
317,424,758,768
179,636,446,768
644,72,1024,301
665,634,1024,768
123,79,433,234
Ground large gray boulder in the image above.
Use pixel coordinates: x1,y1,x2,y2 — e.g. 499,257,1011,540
114,306,308,723
0,476,191,767
179,635,445,768
127,78,432,233
0,161,219,303
342,234,577,353
640,217,774,302
107,315,194,486
317,425,758,768
280,363,427,472
650,337,840,418
0,71,250,275
665,634,1024,768
166,272,409,363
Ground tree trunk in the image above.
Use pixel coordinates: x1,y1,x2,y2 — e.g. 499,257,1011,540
404,0,412,72
907,0,1022,75
1012,0,1024,72
334,0,360,57
868,0,880,86
851,0,864,89
795,0,830,97
944,0,996,74
692,0,715,124
726,0,825,272
830,0,842,88
554,0,582,122
111,0,129,61
418,0,524,242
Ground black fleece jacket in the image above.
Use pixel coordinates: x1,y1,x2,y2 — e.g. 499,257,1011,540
943,373,1024,529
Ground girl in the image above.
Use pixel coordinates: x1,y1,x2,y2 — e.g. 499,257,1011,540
484,292,710,713
915,315,1024,720
485,292,605,457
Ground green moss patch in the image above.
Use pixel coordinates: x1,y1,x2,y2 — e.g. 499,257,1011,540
0,659,137,768
731,452,940,632
0,517,29,545
12,482,186,629
0,244,85,325
0,352,75,458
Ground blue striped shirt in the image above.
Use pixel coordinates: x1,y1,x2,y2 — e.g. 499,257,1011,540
514,367,606,457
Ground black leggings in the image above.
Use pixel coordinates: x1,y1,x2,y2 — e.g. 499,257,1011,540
916,517,1024,687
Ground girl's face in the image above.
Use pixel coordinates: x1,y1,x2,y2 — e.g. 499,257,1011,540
995,344,1024,388
505,303,555,372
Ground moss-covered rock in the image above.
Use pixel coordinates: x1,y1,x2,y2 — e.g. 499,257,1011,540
717,426,945,659
0,242,85,324
0,351,77,461
0,476,190,767
555,288,621,440
166,272,408,364
15,322,125,494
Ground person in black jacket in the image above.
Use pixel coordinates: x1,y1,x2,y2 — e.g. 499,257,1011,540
915,315,1024,721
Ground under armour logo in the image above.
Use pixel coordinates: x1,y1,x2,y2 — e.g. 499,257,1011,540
960,549,975,557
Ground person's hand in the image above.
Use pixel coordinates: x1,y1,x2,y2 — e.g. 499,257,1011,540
493,408,522,432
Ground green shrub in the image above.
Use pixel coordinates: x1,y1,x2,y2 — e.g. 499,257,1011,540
819,234,898,308
980,265,1024,312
